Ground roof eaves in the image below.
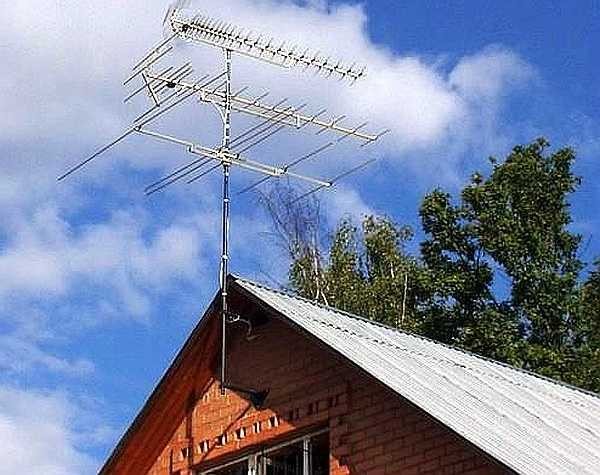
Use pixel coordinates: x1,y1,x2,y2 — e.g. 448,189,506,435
230,274,600,401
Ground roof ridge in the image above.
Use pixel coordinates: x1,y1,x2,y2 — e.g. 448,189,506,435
230,273,600,401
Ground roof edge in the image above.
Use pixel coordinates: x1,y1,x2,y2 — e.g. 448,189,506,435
230,273,600,401
229,276,517,474
98,289,221,474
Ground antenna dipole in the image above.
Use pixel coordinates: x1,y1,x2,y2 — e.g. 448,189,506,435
58,6,388,398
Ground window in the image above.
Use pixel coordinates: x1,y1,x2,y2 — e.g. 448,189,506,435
263,441,303,475
199,430,328,475
309,432,329,475
206,460,248,475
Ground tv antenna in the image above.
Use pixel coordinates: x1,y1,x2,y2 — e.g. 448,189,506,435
58,6,388,399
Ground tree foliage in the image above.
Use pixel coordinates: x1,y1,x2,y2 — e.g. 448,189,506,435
323,217,421,329
264,139,600,393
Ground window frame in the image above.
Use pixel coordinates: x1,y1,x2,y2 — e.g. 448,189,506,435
197,428,329,475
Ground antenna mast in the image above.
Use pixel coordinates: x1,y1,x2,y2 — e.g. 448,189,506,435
58,7,388,398
220,48,232,394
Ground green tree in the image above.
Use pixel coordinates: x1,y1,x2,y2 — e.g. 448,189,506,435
571,261,600,392
306,216,420,330
418,189,522,363
462,139,583,378
416,139,584,371
265,139,599,392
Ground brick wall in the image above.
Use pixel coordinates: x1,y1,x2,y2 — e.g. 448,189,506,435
146,310,508,475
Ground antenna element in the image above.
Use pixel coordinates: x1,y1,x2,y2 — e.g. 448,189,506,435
58,6,386,399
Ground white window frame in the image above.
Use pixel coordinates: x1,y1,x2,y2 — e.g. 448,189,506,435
197,428,328,475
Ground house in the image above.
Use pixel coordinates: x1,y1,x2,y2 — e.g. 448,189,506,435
100,275,600,475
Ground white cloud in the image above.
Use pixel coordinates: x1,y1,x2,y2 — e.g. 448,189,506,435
0,333,94,377
449,45,535,101
0,0,534,162
0,386,98,475
324,185,374,224
0,205,204,317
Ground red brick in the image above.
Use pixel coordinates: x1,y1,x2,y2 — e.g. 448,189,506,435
138,316,508,475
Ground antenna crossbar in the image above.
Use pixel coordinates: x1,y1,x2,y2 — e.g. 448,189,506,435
144,72,382,143
135,127,331,190
290,156,379,204
189,146,331,187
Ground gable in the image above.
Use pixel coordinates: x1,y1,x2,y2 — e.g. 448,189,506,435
235,277,600,475
102,280,506,474
147,316,350,473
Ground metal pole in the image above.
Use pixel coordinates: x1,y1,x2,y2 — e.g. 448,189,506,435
401,272,408,327
302,436,311,475
220,49,233,395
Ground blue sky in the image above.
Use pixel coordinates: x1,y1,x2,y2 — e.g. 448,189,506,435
0,0,599,472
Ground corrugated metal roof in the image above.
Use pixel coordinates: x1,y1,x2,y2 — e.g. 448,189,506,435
234,276,600,475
